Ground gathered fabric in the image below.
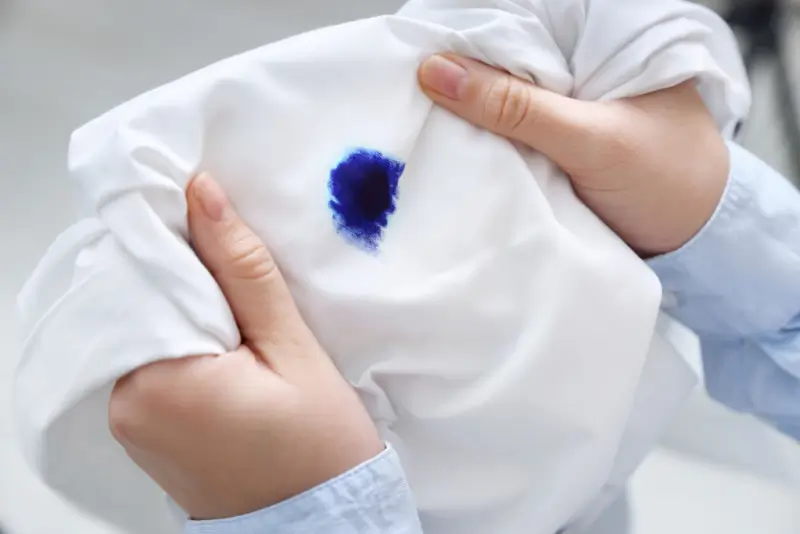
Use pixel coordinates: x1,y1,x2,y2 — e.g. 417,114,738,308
16,1,749,533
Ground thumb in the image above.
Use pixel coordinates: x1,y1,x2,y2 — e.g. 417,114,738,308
187,172,306,351
418,54,604,171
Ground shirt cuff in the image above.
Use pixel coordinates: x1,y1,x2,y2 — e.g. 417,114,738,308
183,445,422,534
647,141,800,338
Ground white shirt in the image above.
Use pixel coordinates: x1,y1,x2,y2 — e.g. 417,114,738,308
15,1,750,533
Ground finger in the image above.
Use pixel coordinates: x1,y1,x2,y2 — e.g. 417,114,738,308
187,172,308,356
418,54,603,170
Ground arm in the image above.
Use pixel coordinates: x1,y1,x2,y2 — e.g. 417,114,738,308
648,142,800,439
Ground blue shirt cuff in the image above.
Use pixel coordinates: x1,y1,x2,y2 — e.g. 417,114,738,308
647,140,800,341
645,142,800,436
183,445,422,534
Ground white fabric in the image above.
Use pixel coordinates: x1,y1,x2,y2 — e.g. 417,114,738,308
16,1,749,533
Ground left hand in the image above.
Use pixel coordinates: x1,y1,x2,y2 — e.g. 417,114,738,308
108,173,383,520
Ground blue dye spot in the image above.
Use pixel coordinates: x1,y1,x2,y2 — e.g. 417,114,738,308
328,148,405,252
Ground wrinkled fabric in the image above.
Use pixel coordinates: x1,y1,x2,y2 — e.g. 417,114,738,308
16,1,749,533
184,140,800,534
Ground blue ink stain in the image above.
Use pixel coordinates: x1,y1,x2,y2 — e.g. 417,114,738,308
328,148,405,252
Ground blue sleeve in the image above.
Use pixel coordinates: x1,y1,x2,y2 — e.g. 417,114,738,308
647,141,800,440
183,446,423,534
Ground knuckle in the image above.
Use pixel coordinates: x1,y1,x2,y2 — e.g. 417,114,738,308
483,75,535,135
107,364,175,445
107,356,219,448
228,228,278,282
108,373,149,445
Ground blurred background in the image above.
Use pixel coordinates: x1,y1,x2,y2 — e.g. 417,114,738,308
1,0,800,533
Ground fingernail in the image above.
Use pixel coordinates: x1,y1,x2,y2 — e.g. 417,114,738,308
192,172,229,222
419,55,467,100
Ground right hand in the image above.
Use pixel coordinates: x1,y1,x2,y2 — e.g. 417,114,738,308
418,54,730,257
108,173,383,520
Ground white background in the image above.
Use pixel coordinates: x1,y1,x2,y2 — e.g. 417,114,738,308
1,1,800,532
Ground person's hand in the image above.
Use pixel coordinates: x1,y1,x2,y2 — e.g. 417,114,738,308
418,54,730,256
108,173,383,520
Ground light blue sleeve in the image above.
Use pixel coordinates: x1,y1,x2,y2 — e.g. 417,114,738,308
648,141,800,439
183,446,423,534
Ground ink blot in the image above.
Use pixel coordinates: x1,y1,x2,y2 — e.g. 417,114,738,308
328,148,404,251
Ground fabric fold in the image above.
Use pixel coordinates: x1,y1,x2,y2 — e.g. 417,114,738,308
16,3,749,533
